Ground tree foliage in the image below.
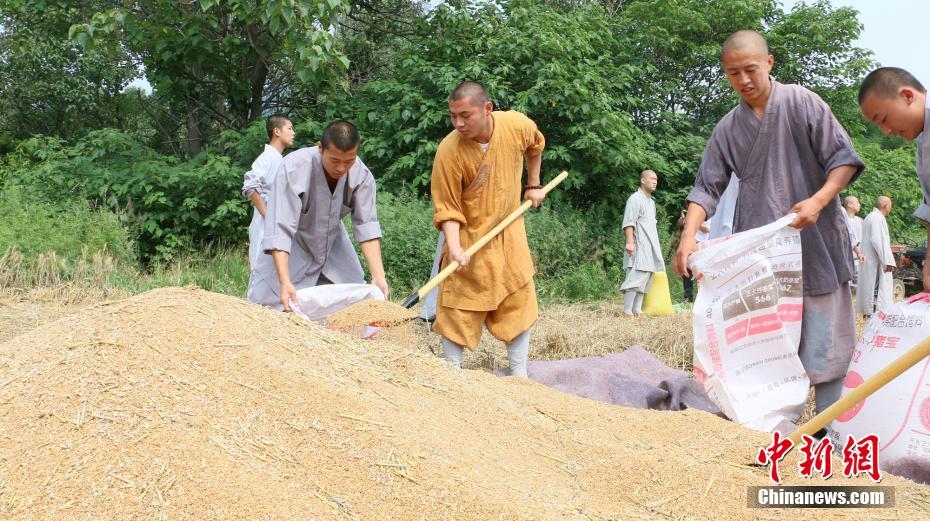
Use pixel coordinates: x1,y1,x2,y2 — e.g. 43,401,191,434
0,0,908,289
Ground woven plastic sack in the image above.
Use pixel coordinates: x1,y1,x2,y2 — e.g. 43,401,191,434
290,283,385,322
689,214,807,431
829,294,930,467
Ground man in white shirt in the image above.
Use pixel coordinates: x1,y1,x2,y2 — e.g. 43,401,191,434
242,114,295,268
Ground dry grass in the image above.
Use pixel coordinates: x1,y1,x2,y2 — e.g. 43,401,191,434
0,246,127,292
411,301,696,373
2,286,927,520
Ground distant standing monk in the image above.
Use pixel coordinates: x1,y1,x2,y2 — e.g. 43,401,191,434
620,170,665,316
431,81,546,377
857,196,896,316
673,30,865,414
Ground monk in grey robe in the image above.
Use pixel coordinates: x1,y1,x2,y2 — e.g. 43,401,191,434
620,170,665,316
250,120,389,311
857,196,896,316
843,195,865,290
674,30,865,415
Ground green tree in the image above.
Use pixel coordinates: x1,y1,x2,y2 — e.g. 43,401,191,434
69,0,352,156
0,2,140,140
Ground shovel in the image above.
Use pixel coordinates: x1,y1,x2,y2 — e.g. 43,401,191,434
401,170,569,309
789,332,930,445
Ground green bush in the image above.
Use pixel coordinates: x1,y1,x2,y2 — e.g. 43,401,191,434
0,183,134,266
5,130,250,262
365,192,439,297
536,263,621,304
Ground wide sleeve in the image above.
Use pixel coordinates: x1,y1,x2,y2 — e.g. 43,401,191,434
880,218,896,267
846,217,859,247
242,154,267,198
687,126,734,218
913,147,930,222
431,142,467,230
621,194,641,230
521,114,545,156
349,164,383,243
804,91,866,180
261,162,303,254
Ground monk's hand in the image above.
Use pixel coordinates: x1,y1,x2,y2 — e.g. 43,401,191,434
524,188,545,209
788,197,825,229
624,242,635,256
884,265,895,273
279,280,298,312
449,246,470,270
371,275,390,300
674,236,699,277
858,252,866,263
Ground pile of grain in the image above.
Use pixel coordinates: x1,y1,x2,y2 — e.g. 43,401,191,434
325,299,418,330
1,287,927,520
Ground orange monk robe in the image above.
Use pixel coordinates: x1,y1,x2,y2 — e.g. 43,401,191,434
430,110,545,348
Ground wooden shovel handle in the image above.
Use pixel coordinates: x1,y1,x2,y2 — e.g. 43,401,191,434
789,333,930,445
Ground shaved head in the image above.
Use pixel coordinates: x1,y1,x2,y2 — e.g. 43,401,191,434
859,67,926,104
876,195,892,210
640,169,656,181
450,81,489,107
721,30,769,60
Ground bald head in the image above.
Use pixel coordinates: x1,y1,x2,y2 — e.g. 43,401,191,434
843,195,860,215
639,169,658,194
450,81,489,107
876,195,892,213
721,30,769,60
859,67,926,104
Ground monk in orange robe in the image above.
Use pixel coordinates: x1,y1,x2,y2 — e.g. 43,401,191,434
430,81,546,377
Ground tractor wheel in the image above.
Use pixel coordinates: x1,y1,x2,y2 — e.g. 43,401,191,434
893,279,906,302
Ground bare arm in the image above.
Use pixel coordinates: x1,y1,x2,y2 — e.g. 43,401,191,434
673,202,708,277
249,191,266,217
523,150,544,208
624,226,635,255
789,165,858,229
441,220,468,269
270,250,296,311
359,239,389,299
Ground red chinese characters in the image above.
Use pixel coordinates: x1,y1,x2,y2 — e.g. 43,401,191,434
757,432,793,483
798,435,833,479
842,434,882,482
757,432,882,483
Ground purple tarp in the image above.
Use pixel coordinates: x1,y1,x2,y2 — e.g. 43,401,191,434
511,345,723,416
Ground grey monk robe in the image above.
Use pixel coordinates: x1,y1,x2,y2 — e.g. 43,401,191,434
856,208,895,316
688,80,865,297
687,79,864,392
248,146,382,309
620,188,665,293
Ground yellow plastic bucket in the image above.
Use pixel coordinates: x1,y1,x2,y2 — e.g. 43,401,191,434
642,271,674,316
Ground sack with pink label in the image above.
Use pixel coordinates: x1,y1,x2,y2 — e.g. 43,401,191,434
829,294,930,468
689,214,808,431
